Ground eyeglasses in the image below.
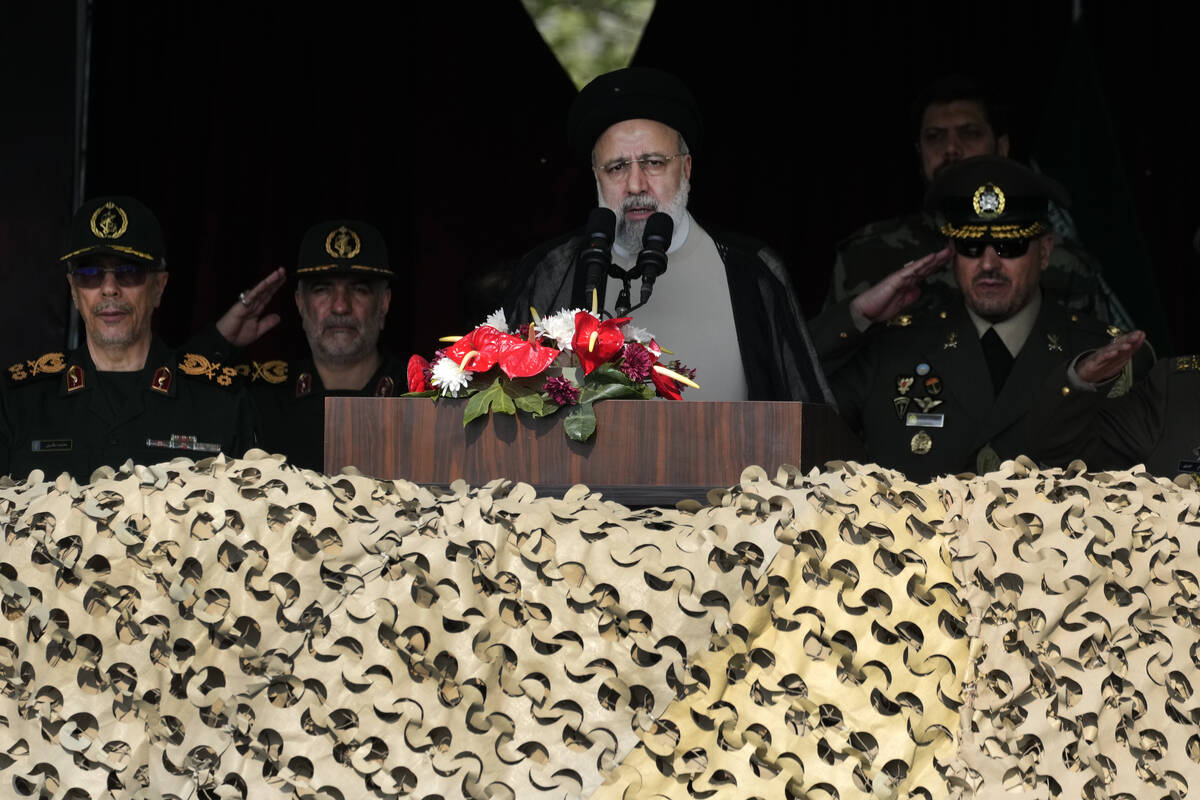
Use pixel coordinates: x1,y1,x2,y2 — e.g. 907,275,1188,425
598,153,686,180
69,262,157,289
952,239,1033,259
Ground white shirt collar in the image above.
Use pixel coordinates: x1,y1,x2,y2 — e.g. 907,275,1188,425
611,211,691,259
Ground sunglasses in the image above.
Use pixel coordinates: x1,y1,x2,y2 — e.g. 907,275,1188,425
952,239,1033,259
69,262,156,289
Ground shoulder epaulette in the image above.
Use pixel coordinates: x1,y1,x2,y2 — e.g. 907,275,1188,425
7,352,66,385
1174,355,1200,373
178,353,238,387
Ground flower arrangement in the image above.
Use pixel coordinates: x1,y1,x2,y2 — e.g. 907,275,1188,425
406,308,698,441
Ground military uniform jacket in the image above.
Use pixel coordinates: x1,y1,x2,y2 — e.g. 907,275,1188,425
827,210,1116,323
0,338,255,480
501,221,834,404
249,353,404,473
1031,355,1200,477
820,297,1121,482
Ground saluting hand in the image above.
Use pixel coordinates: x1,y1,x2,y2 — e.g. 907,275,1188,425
216,267,288,347
849,245,953,324
1076,329,1146,384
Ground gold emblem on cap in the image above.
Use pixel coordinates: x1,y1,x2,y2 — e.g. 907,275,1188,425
971,183,1006,219
325,226,362,260
90,202,129,240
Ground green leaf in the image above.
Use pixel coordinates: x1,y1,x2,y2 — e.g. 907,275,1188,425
462,387,493,426
401,389,440,398
563,404,597,441
514,392,556,417
586,363,637,386
461,378,515,426
579,381,646,405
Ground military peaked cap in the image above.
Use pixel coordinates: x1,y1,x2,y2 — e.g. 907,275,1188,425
60,195,166,265
926,155,1069,241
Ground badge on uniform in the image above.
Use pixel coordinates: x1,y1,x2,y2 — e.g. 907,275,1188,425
66,365,85,392
375,376,395,397
296,372,312,398
906,412,944,428
1047,333,1063,353
943,332,958,351
145,434,221,453
32,439,72,453
150,366,173,394
910,431,932,454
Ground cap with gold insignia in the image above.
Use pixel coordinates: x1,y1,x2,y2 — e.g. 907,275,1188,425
567,67,703,163
295,219,393,281
925,155,1069,241
60,195,166,265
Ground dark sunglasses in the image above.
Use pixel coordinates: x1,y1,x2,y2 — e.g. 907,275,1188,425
69,262,155,289
952,239,1033,259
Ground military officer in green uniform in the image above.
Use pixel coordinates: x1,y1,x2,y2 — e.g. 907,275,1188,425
1030,330,1197,477
245,219,404,472
816,156,1148,482
0,195,254,480
826,74,1127,327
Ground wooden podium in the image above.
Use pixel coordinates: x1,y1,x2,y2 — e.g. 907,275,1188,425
324,399,865,505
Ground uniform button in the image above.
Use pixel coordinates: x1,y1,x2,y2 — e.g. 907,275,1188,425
1060,386,1071,397
839,331,848,339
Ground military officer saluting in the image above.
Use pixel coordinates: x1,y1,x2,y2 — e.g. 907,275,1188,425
816,155,1148,482
245,219,404,472
0,195,254,480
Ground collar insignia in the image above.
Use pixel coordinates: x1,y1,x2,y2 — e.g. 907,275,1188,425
90,201,129,239
972,183,1006,219
1047,333,1063,352
325,226,361,260
943,331,959,351
151,366,173,394
296,372,312,397
375,376,395,397
67,365,85,392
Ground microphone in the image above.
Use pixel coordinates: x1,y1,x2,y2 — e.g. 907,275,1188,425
581,208,616,302
636,212,673,307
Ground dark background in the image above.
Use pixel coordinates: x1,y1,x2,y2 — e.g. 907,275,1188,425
3,1,1197,369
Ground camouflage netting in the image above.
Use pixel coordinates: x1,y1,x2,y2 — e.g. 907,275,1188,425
0,453,1197,799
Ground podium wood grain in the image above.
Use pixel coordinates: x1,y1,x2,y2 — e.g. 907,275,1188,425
324,398,864,504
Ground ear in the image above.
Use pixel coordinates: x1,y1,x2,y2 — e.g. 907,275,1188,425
66,275,82,311
380,286,392,317
1037,234,1054,271
996,134,1011,157
682,153,693,182
152,272,169,308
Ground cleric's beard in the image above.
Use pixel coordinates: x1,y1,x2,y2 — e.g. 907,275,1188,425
597,176,690,253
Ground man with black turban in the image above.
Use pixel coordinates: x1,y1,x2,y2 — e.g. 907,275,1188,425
503,67,833,404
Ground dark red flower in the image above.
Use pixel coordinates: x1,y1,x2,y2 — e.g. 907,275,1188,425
571,312,630,374
440,325,559,378
620,343,655,381
649,365,683,400
544,376,580,406
407,355,430,392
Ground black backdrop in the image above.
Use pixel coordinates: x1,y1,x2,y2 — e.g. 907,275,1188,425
4,0,1198,368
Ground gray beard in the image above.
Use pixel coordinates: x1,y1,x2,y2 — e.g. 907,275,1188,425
597,177,690,253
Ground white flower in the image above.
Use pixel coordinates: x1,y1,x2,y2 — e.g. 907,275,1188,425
623,324,655,344
481,308,508,333
430,356,472,396
536,307,585,351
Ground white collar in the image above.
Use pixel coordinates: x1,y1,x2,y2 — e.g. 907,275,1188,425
611,211,692,259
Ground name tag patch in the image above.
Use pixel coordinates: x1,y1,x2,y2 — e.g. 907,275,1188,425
905,412,944,429
146,435,221,453
32,439,72,453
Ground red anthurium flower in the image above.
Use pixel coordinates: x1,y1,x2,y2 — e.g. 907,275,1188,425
442,326,507,372
571,312,630,374
496,337,560,378
649,364,683,400
407,354,430,392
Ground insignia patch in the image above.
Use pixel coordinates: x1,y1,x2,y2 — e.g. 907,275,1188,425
90,201,129,239
943,332,958,351
8,352,66,383
252,360,288,384
375,376,396,397
326,225,362,260
896,376,914,396
910,431,933,454
913,397,943,412
893,396,911,420
886,314,912,327
972,183,1006,218
1175,355,1200,372
151,366,173,394
32,439,72,453
915,363,931,377
923,376,942,395
66,365,85,392
906,412,944,428
178,353,237,386
296,372,312,398
1047,334,1063,352
1106,325,1123,339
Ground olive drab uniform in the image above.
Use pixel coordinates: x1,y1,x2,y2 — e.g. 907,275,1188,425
1031,355,1200,478
0,340,255,480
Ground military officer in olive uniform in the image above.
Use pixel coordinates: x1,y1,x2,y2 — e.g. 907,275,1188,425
826,74,1127,327
1030,330,1196,477
816,156,1148,482
0,196,254,480
247,219,404,472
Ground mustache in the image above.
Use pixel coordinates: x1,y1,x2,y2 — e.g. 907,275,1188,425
973,270,1011,285
92,301,133,315
619,193,659,213
320,315,362,333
